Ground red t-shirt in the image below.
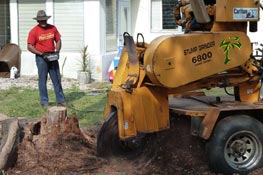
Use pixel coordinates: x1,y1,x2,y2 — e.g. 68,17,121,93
27,24,61,52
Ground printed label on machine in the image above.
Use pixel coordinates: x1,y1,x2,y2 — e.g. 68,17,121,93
183,41,215,66
233,8,258,20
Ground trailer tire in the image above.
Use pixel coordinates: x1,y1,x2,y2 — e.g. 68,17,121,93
207,115,263,175
97,111,146,158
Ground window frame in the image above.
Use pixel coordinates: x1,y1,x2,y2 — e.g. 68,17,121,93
151,0,181,33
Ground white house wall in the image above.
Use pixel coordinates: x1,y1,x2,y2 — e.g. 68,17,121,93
9,0,263,81
248,5,263,46
131,0,183,44
84,0,102,80
9,0,182,81
10,0,18,44
9,0,103,80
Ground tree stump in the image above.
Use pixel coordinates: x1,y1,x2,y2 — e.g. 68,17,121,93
0,118,21,170
41,106,67,135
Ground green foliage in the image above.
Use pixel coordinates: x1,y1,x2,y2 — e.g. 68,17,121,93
64,88,107,128
0,87,107,129
61,56,67,77
0,86,234,129
203,87,234,96
80,45,91,73
0,88,45,118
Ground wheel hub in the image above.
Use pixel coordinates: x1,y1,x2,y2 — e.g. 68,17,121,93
230,140,247,157
224,130,262,171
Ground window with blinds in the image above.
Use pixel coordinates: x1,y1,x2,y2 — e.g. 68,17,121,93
18,0,45,51
54,0,84,51
151,0,179,31
105,0,117,52
18,0,84,52
151,0,162,31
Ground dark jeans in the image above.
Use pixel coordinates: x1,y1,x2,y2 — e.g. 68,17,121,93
35,55,65,105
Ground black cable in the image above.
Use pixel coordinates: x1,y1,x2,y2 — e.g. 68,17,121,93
224,87,234,96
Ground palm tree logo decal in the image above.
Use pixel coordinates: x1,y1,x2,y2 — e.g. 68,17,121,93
220,36,242,65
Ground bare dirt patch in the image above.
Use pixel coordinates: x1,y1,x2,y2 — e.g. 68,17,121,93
4,114,263,175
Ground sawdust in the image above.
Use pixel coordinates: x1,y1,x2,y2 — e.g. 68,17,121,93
4,114,263,175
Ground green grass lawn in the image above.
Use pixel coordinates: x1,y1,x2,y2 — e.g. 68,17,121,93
203,87,234,96
0,86,108,129
0,84,233,130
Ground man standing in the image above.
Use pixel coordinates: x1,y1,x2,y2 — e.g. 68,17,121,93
27,10,66,108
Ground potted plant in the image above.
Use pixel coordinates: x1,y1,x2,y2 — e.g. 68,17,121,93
78,45,91,84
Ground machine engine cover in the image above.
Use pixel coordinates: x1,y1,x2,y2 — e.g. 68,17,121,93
144,32,251,88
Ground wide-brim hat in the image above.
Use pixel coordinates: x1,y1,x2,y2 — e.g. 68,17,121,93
33,10,51,21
